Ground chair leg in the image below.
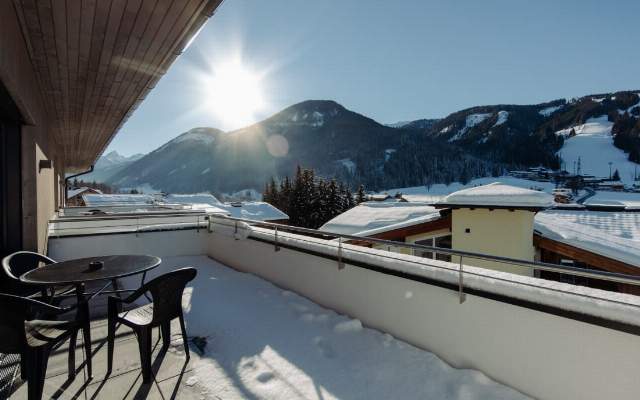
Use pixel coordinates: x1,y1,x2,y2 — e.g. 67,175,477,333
82,322,92,380
160,321,171,348
178,313,190,359
26,348,48,400
136,327,152,384
107,316,116,374
68,330,78,380
20,350,27,380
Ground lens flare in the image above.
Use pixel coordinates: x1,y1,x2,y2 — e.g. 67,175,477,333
266,134,289,157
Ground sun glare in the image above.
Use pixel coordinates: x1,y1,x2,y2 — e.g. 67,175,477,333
204,60,265,129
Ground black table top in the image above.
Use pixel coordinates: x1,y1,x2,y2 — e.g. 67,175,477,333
20,255,161,285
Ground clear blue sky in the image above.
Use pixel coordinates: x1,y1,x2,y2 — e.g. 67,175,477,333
107,0,640,156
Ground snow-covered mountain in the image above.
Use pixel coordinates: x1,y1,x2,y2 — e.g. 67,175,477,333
80,151,144,183
107,91,640,194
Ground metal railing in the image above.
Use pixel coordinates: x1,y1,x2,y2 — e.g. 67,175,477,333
209,214,640,290
48,212,209,237
47,210,640,295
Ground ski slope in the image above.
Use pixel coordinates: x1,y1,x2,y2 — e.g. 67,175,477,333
556,116,640,185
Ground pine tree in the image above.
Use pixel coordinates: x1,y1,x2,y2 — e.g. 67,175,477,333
356,184,366,204
613,169,621,181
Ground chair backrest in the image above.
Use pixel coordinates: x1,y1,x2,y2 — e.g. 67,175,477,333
1,251,56,296
0,294,34,353
144,268,197,326
2,251,55,280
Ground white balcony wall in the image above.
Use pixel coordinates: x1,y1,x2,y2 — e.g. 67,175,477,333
205,227,640,400
46,220,640,400
47,229,209,261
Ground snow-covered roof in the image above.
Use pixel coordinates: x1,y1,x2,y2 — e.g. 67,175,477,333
67,187,101,199
438,183,554,209
320,202,442,235
535,210,640,268
401,194,446,204
164,193,221,206
83,193,155,206
584,191,640,209
215,202,289,221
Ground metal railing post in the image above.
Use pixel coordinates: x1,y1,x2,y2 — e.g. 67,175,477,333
338,237,345,270
458,256,466,304
196,215,200,232
274,226,281,252
234,221,239,240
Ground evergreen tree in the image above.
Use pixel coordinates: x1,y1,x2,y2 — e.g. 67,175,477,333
356,184,366,204
264,165,359,228
613,169,621,181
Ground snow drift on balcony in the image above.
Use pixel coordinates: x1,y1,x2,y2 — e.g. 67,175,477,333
151,255,529,400
319,202,442,235
438,183,553,208
535,210,640,268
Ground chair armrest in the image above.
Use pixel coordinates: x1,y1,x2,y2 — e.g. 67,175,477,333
111,282,151,304
22,294,77,316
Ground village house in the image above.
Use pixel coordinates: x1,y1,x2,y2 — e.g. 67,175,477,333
321,183,640,294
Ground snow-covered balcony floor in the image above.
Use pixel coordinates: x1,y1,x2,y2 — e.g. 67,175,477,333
13,255,529,399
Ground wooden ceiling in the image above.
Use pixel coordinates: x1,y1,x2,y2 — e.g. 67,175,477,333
13,0,223,171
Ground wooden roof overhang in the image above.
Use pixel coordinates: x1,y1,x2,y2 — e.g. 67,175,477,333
12,0,223,171
533,234,640,276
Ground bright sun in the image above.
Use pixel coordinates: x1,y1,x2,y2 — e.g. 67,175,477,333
204,60,265,129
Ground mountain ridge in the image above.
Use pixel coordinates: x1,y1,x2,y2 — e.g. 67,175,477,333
98,90,640,193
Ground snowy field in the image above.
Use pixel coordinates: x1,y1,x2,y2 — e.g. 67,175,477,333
556,116,639,185
154,255,529,400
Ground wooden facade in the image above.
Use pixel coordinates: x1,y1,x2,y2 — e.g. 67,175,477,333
11,0,223,171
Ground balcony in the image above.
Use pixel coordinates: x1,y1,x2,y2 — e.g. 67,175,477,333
8,254,531,399
4,210,640,399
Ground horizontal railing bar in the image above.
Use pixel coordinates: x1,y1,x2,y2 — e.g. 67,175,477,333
50,212,212,223
49,224,207,232
211,214,640,287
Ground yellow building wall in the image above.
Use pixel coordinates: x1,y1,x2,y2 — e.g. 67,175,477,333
451,208,534,276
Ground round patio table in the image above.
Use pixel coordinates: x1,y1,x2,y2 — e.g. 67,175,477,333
19,255,161,286
19,254,161,380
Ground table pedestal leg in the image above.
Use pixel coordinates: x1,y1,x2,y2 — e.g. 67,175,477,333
75,283,92,380
111,279,123,312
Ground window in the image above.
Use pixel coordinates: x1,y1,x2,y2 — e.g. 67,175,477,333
413,234,452,262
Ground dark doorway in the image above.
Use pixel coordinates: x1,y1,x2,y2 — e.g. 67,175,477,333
0,81,23,257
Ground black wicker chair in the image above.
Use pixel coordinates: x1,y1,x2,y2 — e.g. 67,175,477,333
0,293,91,400
107,268,197,383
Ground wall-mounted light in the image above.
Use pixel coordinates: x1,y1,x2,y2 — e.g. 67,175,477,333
39,159,52,172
